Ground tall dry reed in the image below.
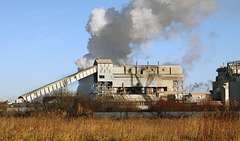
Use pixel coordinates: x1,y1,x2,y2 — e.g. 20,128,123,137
0,113,239,141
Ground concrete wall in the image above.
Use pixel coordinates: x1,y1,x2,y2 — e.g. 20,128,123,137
113,77,174,88
189,94,210,103
221,81,240,104
97,63,113,82
229,81,240,100
95,60,184,95
112,65,183,89
113,65,183,75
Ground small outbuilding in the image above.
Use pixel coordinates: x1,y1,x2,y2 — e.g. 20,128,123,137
188,92,211,103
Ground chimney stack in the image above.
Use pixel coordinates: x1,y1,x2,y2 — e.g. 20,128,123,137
124,60,126,74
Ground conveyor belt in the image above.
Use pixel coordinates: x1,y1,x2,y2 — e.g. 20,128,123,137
9,66,97,104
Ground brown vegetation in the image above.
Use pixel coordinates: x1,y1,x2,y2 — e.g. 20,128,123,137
151,100,240,112
41,89,140,115
0,113,240,141
3,89,240,140
151,101,190,112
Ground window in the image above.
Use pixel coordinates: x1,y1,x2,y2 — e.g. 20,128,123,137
99,75,105,79
173,81,177,86
164,87,167,91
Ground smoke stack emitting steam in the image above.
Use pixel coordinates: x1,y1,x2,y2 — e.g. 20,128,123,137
75,0,217,95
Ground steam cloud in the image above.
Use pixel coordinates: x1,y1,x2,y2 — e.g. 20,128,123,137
75,0,218,95
76,0,217,68
185,81,212,93
181,34,203,76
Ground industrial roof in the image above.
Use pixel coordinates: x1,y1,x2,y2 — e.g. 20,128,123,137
95,59,113,64
189,92,211,95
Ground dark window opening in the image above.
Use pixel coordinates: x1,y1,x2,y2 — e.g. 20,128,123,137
164,87,167,91
107,82,112,86
99,75,105,79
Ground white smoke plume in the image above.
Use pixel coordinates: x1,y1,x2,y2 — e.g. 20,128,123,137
75,0,218,95
75,0,217,69
181,34,204,76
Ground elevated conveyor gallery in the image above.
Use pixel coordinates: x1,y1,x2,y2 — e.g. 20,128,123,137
9,66,97,104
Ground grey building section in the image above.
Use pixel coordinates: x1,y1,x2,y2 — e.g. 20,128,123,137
211,60,240,104
229,81,240,100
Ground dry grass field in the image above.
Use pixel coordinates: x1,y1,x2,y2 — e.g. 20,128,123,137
2,96,240,141
0,112,240,141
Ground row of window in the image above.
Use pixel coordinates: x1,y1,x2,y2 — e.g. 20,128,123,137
125,68,166,74
100,70,111,73
99,66,110,70
99,64,110,67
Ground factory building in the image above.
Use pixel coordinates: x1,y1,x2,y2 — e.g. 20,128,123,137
9,58,184,106
187,92,211,103
211,61,240,104
93,58,184,101
9,58,240,107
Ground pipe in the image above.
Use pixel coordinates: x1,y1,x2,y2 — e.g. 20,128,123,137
136,61,138,74
124,60,126,74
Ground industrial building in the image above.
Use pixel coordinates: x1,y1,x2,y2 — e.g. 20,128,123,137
187,92,211,103
211,60,240,104
9,58,184,107
93,59,183,96
8,58,240,109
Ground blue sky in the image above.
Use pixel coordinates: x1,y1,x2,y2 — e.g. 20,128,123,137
0,0,240,101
